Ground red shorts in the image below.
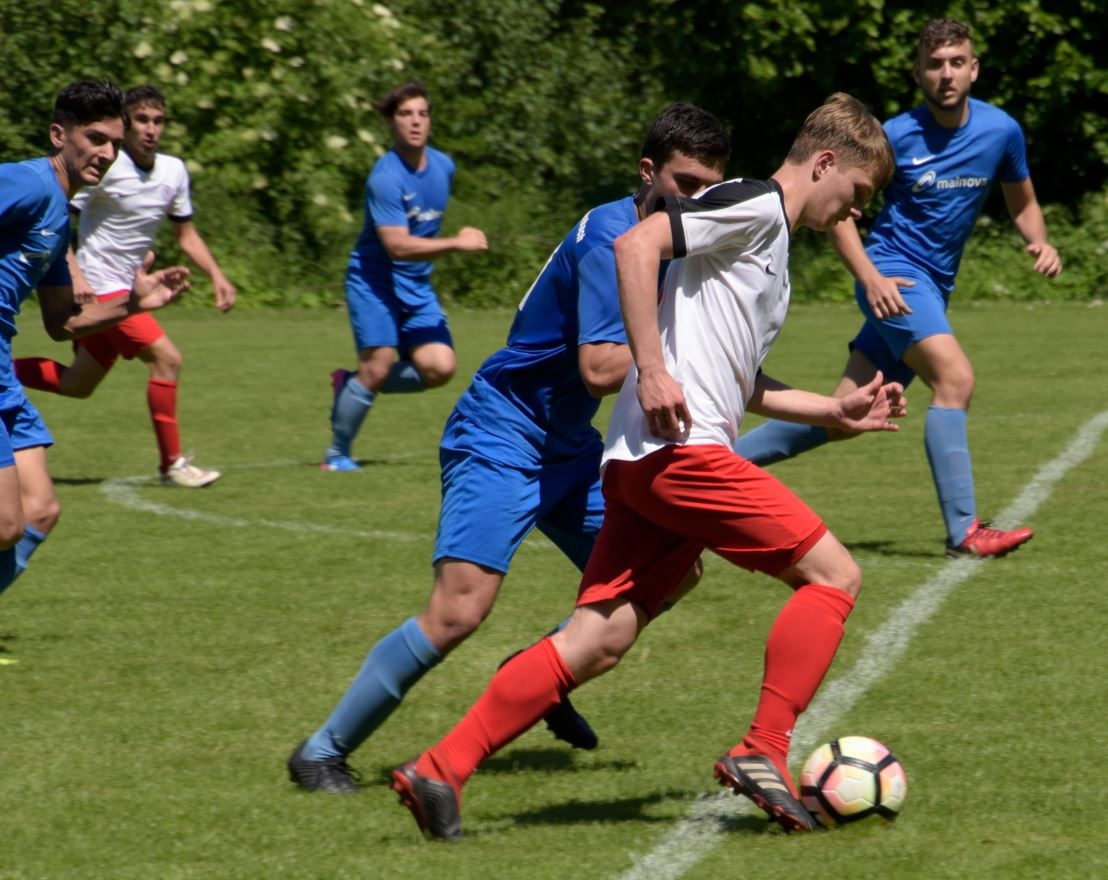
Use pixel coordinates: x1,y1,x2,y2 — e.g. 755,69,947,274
578,444,827,619
75,290,165,369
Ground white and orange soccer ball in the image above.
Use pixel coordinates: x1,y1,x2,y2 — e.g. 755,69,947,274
799,736,907,828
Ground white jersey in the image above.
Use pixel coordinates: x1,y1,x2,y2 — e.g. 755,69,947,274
70,150,193,296
603,178,792,466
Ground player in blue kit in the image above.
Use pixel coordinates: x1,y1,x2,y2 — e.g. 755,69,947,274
323,81,488,471
0,80,189,599
736,19,1061,557
288,103,730,793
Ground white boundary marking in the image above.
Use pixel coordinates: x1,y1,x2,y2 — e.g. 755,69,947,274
618,409,1108,880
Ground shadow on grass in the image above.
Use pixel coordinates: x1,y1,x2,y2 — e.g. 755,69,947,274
846,539,940,560
50,476,107,486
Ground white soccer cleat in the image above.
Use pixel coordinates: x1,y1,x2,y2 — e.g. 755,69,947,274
161,455,221,488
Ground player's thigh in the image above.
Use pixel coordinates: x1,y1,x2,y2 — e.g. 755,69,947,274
536,445,606,572
831,347,881,398
433,440,543,574
345,272,401,351
135,332,182,375
401,304,455,385
0,416,23,545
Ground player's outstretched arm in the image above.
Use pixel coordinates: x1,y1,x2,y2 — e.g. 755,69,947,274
37,253,190,341
173,221,237,312
748,371,906,433
377,224,488,261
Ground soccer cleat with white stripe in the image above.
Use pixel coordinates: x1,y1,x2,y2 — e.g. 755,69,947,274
161,455,221,488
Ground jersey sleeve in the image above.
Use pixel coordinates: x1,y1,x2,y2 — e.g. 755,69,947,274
367,165,410,228
576,241,626,346
168,162,194,222
999,116,1031,184
663,179,776,260
0,165,40,231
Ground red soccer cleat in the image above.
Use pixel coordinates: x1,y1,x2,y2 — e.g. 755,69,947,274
947,519,1033,559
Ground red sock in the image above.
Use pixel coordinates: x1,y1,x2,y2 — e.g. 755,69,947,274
732,584,855,781
147,378,180,471
15,358,66,393
417,638,577,798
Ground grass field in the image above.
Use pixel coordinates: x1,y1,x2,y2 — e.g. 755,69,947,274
3,301,1107,880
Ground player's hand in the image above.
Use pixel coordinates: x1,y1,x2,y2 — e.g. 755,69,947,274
835,371,907,433
71,277,97,305
1026,242,1062,278
212,273,237,312
637,366,692,440
132,251,190,310
454,226,489,252
863,275,914,320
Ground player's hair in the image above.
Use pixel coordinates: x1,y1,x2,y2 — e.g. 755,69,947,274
373,81,431,118
917,18,975,62
785,92,895,191
52,79,125,128
641,102,731,171
124,84,167,114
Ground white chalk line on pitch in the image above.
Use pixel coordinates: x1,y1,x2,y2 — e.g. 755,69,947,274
616,408,1108,880
98,457,560,551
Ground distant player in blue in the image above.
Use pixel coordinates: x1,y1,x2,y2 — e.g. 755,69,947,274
1,80,189,600
289,103,731,793
736,19,1061,558
323,81,488,471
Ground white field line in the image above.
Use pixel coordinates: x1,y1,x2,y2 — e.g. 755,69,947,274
98,457,559,550
618,408,1108,880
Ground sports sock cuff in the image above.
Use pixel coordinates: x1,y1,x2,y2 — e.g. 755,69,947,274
795,583,855,623
538,636,578,692
400,616,442,667
148,377,178,389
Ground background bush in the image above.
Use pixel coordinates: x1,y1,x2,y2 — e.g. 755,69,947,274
1,0,1104,307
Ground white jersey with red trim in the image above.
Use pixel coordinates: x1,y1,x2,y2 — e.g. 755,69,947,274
603,178,791,466
70,150,193,296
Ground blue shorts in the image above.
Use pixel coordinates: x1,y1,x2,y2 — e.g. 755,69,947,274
0,392,53,469
344,269,453,356
432,411,605,573
849,270,954,389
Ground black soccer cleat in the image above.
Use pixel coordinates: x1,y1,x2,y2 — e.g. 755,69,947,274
543,696,599,750
287,739,361,794
390,760,463,841
714,753,818,833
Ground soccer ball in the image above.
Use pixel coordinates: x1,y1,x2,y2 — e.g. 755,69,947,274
799,736,907,828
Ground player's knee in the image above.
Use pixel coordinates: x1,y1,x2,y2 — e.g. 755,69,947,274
0,513,25,549
419,362,455,388
23,496,60,535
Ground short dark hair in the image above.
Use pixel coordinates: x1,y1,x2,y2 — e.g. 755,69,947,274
917,19,975,63
641,102,731,172
373,81,431,118
52,79,125,128
124,85,166,114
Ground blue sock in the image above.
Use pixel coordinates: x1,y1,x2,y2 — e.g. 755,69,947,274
304,616,442,760
735,421,830,465
327,375,375,458
924,405,976,545
0,526,47,596
381,361,425,394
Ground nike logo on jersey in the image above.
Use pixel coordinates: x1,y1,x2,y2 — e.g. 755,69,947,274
911,155,936,166
402,192,416,202
39,229,58,237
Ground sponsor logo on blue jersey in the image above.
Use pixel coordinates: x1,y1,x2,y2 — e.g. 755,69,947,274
912,171,990,193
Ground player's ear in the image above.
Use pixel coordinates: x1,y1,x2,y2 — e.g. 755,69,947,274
48,122,67,151
813,150,836,180
639,157,655,186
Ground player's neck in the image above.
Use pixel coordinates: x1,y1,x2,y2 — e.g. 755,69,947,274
47,154,75,199
124,146,155,172
394,143,426,171
924,97,970,130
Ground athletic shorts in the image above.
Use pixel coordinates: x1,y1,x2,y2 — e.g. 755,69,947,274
0,393,53,469
578,444,827,619
75,290,165,369
344,270,453,356
432,411,605,573
849,270,954,389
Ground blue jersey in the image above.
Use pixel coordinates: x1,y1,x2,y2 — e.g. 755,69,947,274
452,196,639,460
345,146,455,307
0,158,72,406
865,98,1030,285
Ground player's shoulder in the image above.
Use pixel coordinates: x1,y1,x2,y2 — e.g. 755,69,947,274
0,158,59,210
425,145,455,171
675,177,779,212
572,196,637,248
967,98,1022,133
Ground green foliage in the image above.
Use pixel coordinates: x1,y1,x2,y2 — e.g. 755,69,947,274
1,0,1104,306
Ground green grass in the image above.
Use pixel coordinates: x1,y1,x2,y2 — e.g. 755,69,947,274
3,301,1107,880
